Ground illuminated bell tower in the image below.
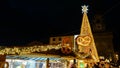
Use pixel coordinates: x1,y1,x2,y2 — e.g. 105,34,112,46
76,5,99,62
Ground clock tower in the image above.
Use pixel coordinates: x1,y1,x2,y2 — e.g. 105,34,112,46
92,14,106,32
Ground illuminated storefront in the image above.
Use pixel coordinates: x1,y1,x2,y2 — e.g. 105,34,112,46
6,56,67,68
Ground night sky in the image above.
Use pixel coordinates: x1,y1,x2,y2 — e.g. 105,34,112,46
0,0,120,51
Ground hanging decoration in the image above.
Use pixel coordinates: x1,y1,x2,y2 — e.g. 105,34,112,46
61,37,72,54
76,35,91,46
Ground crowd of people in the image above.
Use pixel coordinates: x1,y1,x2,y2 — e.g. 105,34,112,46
86,61,111,68
70,60,117,68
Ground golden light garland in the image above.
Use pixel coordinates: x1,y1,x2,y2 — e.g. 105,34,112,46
0,44,61,55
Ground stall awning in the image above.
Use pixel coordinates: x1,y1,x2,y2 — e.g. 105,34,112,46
6,55,62,61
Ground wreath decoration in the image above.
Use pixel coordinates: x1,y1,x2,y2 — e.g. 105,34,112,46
61,37,72,54
76,52,91,59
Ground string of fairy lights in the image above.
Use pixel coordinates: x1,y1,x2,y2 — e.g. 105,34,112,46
0,44,61,55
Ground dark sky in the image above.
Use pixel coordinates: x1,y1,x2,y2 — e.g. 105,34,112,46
0,0,120,49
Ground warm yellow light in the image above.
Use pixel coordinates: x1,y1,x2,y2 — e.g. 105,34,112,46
0,44,61,55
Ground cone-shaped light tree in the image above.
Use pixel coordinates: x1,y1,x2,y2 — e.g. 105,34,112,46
76,5,99,62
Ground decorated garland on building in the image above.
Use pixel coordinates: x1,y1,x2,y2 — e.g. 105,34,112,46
75,51,91,59
0,44,61,55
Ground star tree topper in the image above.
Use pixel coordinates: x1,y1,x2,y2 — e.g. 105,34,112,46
82,5,88,13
